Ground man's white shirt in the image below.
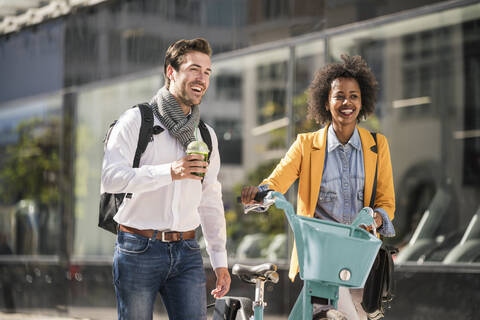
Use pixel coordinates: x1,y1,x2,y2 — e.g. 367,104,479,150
101,107,227,269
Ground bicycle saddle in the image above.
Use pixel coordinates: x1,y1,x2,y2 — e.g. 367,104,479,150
232,263,279,284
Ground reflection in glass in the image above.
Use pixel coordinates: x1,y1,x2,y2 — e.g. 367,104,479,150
74,75,161,258
203,49,290,262
462,19,480,186
0,96,62,256
444,207,480,264
294,39,325,135
256,61,287,125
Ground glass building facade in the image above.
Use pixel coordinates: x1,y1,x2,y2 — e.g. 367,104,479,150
0,0,479,318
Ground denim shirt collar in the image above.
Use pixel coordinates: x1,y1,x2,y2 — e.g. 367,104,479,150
327,125,361,152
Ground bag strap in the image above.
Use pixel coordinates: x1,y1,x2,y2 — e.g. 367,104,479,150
369,132,378,209
198,119,213,160
131,108,210,170
125,103,153,200
132,108,210,167
133,103,154,168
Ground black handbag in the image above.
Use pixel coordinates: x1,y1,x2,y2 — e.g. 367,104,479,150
361,132,398,319
362,243,398,319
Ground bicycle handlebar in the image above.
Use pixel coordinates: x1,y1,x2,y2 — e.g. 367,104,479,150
236,189,271,203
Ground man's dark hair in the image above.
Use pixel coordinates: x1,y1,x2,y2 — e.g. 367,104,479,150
308,54,378,125
164,38,212,88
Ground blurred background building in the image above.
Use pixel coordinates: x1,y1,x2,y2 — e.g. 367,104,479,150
0,0,479,319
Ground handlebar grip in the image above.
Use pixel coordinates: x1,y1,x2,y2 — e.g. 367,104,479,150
236,189,271,203
254,190,270,202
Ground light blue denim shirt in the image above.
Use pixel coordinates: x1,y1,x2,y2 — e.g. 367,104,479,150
313,126,395,237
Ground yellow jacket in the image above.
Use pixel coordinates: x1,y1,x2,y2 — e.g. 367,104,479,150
261,124,395,282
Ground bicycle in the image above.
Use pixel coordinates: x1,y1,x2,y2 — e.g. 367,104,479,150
210,191,381,320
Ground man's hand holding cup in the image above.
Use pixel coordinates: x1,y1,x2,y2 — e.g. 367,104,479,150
171,141,209,180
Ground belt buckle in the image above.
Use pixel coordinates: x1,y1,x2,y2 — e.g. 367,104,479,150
161,232,172,243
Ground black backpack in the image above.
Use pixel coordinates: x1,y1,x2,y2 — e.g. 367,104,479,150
98,103,212,234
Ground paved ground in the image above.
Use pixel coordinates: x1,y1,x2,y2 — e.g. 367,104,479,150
0,309,147,320
0,312,87,320
0,308,288,320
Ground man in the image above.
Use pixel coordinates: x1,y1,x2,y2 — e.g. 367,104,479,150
101,38,230,320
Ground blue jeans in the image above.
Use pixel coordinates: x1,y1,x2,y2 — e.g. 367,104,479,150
113,230,207,320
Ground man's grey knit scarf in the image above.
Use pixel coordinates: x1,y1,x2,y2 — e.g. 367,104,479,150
150,86,200,150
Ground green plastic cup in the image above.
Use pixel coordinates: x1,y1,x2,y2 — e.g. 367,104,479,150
186,140,209,177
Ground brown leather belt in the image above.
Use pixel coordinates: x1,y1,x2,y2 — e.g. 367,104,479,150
119,225,195,242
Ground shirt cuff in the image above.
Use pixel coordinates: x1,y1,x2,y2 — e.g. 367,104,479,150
375,208,395,237
258,184,270,192
208,250,228,270
144,163,173,185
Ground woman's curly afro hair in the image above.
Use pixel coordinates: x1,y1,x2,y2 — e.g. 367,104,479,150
307,54,378,125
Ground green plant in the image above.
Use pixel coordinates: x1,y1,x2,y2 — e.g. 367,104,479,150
0,117,60,206
227,160,287,253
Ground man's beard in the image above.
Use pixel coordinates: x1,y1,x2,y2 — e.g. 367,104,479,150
178,82,203,107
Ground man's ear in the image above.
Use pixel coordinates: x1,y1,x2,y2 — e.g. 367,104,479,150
166,65,175,82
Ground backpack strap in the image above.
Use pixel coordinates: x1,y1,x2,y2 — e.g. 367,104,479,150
198,119,212,161
126,103,153,199
133,103,154,168
369,132,378,209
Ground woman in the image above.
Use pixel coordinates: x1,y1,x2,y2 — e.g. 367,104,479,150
241,55,395,319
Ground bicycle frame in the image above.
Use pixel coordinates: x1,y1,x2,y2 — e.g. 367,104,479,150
253,278,265,320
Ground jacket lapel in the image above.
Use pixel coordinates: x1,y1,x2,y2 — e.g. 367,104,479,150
309,125,328,216
360,127,377,208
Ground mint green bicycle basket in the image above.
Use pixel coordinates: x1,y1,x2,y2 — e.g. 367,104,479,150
273,192,381,288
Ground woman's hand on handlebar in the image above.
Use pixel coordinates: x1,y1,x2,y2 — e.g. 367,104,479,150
358,210,383,233
241,186,260,204
240,187,275,214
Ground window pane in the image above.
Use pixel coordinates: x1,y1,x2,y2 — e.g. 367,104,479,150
202,48,290,263
73,75,161,258
0,95,62,257
294,39,325,135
